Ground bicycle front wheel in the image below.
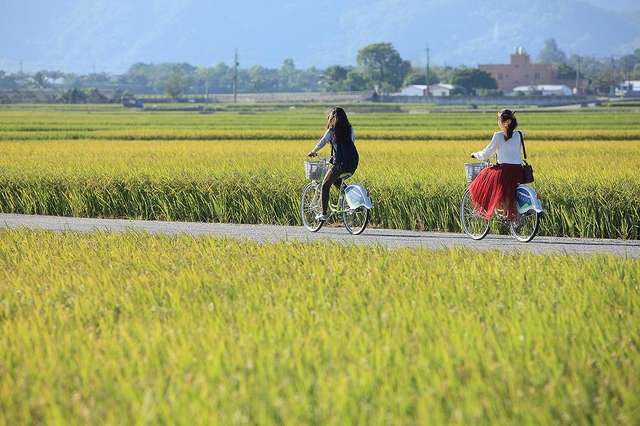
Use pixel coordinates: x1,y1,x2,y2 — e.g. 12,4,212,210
510,210,540,242
300,182,324,232
340,197,370,235
460,188,490,240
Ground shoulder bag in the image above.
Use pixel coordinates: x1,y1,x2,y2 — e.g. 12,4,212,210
518,130,534,184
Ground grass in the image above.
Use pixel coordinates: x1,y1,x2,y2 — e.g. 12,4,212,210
0,107,639,239
0,229,638,424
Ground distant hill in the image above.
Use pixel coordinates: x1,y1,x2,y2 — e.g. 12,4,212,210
1,0,638,73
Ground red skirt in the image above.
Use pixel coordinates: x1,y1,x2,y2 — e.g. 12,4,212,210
469,164,523,220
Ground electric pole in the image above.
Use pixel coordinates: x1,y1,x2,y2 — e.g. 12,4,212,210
575,56,580,95
425,45,430,96
610,56,615,96
204,71,209,104
233,49,239,104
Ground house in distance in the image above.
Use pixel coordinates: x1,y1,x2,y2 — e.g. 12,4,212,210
399,83,456,97
480,47,585,94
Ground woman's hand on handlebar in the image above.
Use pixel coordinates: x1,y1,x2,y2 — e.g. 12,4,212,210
308,151,318,157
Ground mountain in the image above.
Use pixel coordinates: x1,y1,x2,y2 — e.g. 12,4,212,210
1,0,638,73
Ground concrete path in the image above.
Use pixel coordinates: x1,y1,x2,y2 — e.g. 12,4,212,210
1,214,639,258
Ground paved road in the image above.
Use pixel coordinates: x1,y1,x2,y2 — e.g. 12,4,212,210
1,213,639,258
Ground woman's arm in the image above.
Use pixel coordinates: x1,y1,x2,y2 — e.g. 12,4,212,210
472,133,499,160
308,129,332,156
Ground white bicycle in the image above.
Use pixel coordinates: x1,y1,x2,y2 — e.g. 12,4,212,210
300,158,373,235
460,162,543,242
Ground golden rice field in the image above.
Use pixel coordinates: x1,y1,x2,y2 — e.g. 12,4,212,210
0,105,639,238
1,230,638,424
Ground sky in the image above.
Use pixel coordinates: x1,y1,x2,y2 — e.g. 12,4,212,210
0,0,638,73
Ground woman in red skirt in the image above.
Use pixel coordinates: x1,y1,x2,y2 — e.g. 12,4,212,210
469,109,524,221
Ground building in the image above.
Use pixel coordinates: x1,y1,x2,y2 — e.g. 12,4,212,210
512,84,573,96
479,48,554,92
427,83,456,96
398,83,456,97
399,85,428,96
616,80,640,97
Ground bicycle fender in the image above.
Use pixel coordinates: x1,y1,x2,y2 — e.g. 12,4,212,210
344,184,373,210
516,185,543,214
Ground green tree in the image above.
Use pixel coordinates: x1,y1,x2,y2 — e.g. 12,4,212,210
356,43,410,92
321,65,350,91
163,69,190,99
60,88,87,104
404,69,439,86
538,39,567,65
555,63,581,80
343,70,369,91
619,54,638,79
33,71,49,88
450,68,497,94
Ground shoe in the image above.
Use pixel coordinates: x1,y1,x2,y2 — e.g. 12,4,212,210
315,213,329,221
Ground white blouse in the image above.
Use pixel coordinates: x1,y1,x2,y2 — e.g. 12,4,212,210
313,128,356,153
473,131,523,165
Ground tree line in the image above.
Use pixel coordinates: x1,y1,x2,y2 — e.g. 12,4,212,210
1,40,638,101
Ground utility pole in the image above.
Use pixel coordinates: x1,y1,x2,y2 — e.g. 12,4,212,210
575,56,580,95
233,49,239,104
610,56,615,96
205,76,209,104
425,45,430,96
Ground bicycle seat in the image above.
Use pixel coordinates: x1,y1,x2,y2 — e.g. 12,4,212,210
339,172,352,179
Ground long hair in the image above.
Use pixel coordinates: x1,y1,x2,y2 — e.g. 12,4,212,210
498,109,518,141
327,107,352,145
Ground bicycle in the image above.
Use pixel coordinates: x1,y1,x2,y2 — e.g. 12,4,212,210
460,161,543,242
300,157,372,235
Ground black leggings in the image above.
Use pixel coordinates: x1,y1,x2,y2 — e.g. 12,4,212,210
321,165,353,215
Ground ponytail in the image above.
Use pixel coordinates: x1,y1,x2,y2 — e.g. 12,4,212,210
498,109,518,141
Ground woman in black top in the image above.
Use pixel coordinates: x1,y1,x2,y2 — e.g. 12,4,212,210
308,107,359,221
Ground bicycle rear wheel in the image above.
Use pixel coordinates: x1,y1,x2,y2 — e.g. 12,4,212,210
300,182,323,232
340,197,370,235
460,188,490,240
510,210,540,242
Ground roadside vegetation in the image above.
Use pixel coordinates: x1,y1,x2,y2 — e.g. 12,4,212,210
0,108,639,238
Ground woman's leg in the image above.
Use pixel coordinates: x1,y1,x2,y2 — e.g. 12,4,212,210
321,166,339,215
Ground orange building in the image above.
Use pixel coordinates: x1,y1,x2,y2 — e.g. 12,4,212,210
479,48,555,91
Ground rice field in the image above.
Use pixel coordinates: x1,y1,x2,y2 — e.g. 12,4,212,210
0,229,638,424
0,106,639,238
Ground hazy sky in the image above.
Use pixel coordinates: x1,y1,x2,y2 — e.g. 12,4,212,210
1,0,638,73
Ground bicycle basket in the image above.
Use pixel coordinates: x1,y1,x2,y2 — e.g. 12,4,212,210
304,160,328,180
464,162,488,183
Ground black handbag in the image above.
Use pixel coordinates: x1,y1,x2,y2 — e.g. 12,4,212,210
518,131,534,183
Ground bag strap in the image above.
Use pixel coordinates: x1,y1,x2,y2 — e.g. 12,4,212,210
517,130,528,160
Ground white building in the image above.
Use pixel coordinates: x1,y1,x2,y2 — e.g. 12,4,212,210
398,83,456,97
616,80,640,96
399,85,428,96
512,84,573,96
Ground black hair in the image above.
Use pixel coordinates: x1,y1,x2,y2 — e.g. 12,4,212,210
498,109,518,140
327,107,352,145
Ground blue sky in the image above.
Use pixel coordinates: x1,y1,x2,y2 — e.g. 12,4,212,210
1,0,638,73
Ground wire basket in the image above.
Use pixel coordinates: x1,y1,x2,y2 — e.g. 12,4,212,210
305,159,329,181
464,162,488,183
